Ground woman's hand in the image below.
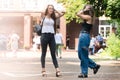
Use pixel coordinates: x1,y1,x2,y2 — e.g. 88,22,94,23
77,9,91,21
77,10,84,17
55,9,65,18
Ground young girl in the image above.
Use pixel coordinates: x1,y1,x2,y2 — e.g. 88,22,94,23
77,4,100,78
40,5,65,77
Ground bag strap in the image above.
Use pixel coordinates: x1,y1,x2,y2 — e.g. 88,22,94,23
41,17,45,27
40,17,45,34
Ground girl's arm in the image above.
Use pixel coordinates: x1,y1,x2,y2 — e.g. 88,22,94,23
55,10,65,18
77,10,91,21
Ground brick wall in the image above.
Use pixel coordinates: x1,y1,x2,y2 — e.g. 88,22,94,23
67,18,99,49
67,20,82,49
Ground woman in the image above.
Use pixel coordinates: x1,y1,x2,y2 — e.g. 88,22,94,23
32,33,41,51
77,4,100,78
40,5,65,77
8,32,20,54
55,29,63,59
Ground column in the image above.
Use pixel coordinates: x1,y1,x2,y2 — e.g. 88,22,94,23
60,16,66,49
24,14,33,49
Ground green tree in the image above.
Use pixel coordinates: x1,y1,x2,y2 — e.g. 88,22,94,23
57,0,86,23
86,0,108,17
105,0,120,19
100,0,120,59
105,0,120,39
57,0,107,23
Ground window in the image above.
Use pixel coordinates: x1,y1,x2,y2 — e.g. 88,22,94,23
106,27,110,37
99,20,112,39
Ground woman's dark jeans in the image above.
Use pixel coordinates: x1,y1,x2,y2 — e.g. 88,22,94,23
41,33,59,68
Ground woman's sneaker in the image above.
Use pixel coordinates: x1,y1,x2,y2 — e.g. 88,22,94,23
78,73,88,78
93,64,101,74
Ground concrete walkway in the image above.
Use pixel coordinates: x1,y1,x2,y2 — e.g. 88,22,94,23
0,49,120,80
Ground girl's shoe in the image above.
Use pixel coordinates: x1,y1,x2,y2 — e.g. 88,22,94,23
78,73,88,78
56,71,62,77
41,71,47,77
93,64,101,74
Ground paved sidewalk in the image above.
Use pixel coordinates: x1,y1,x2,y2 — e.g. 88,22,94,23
0,49,120,80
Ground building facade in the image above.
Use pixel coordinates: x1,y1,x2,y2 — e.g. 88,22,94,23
0,0,113,50
0,0,66,49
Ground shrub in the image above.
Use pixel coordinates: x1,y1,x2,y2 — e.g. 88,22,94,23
101,33,120,59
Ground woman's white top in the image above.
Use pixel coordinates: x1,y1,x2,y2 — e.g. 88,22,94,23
42,17,55,33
